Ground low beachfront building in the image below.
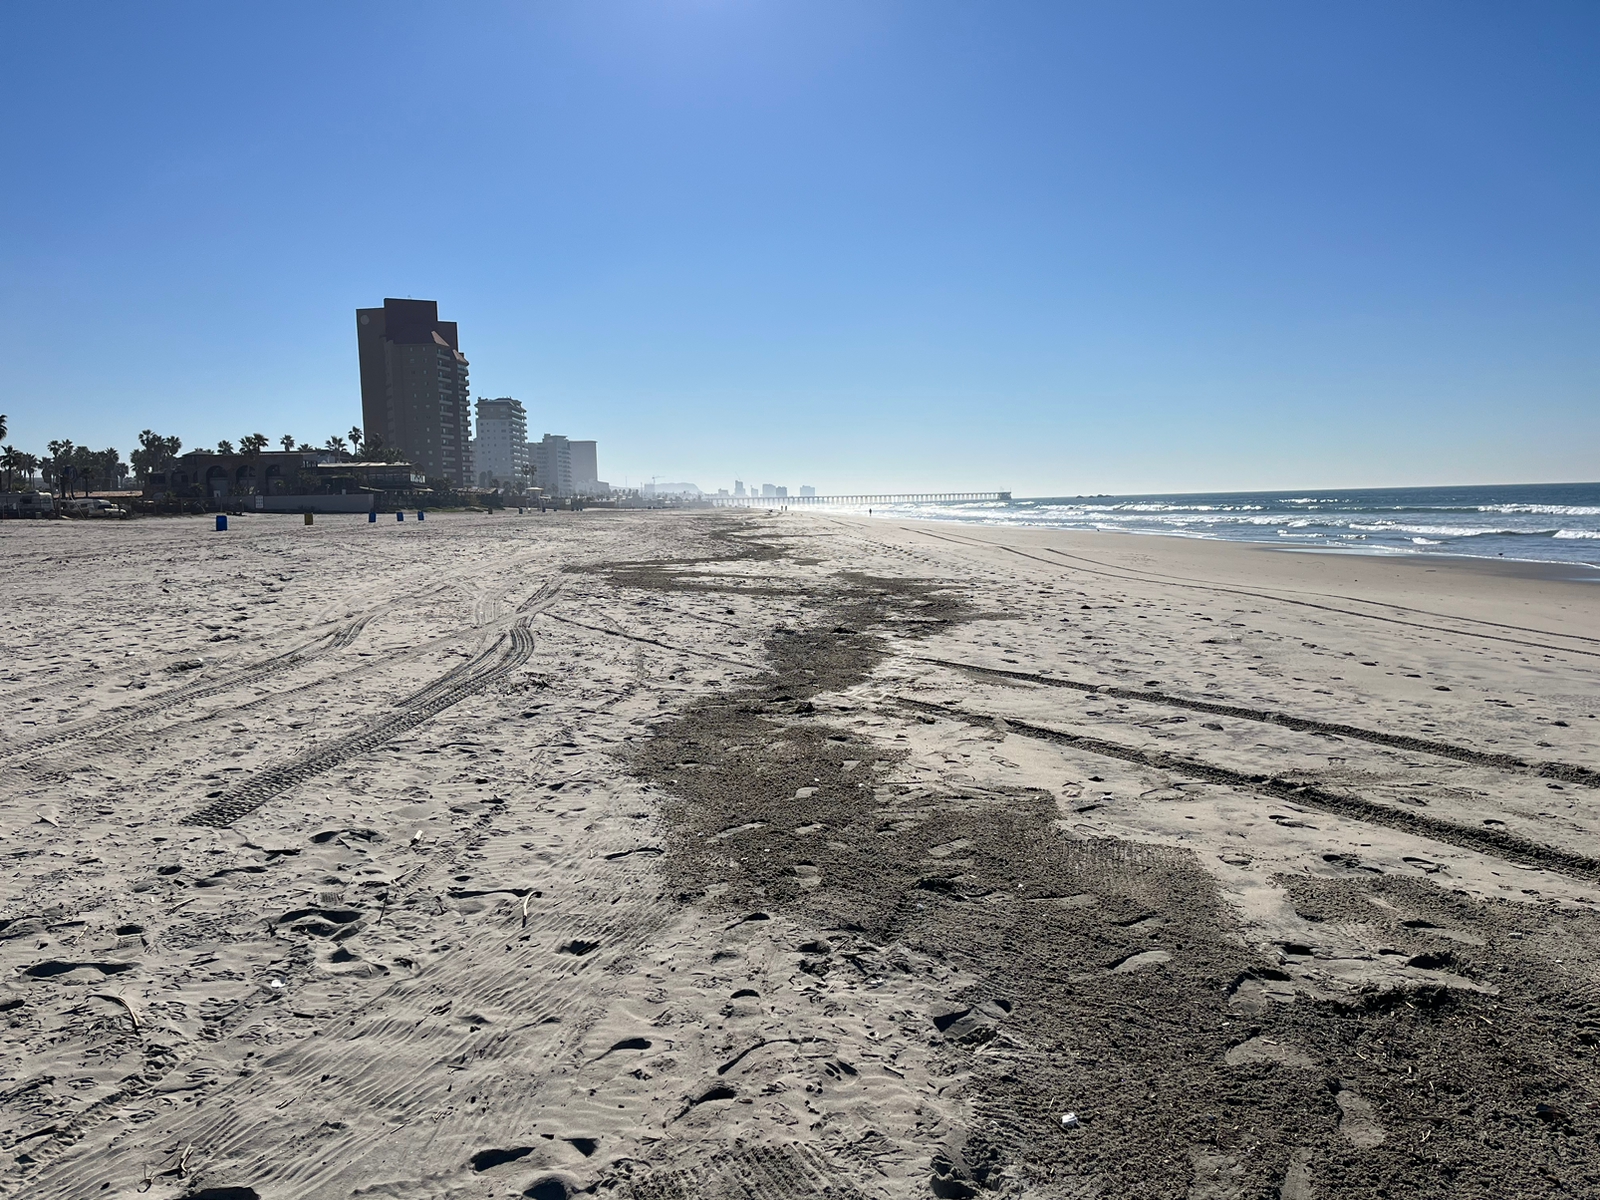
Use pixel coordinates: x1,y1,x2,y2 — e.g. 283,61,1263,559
144,450,423,502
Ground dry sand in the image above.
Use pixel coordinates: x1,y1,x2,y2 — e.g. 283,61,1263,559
2,509,1598,1199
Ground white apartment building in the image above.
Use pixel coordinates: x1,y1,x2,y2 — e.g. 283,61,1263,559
472,397,529,489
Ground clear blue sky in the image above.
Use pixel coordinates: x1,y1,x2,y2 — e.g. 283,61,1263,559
2,2,1596,495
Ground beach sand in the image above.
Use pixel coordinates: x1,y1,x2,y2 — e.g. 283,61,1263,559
3,509,1598,1199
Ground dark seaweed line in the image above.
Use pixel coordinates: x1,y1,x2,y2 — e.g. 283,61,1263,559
893,696,1600,885
181,620,537,828
917,656,1600,789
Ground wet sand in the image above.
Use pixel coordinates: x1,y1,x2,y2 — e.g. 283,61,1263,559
2,509,1598,1199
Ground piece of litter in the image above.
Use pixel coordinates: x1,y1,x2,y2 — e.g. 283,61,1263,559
1060,1112,1079,1128
268,978,286,989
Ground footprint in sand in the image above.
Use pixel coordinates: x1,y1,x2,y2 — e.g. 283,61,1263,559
1332,1082,1386,1148
1224,1036,1314,1069
1110,949,1171,974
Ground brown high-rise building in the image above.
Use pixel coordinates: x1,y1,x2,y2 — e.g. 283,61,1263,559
356,299,473,485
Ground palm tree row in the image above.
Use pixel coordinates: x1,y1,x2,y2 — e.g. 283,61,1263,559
1,416,407,496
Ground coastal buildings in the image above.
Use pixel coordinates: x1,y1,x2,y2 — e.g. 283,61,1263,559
353,298,611,497
530,434,607,497
530,435,572,498
142,449,423,501
471,397,529,488
570,440,607,495
356,299,473,485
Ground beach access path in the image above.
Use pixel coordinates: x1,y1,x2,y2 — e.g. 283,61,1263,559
2,509,1598,1199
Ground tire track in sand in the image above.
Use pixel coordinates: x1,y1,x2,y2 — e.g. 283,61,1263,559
918,656,1600,789
180,582,560,827
900,525,1600,659
894,696,1600,884
0,612,378,760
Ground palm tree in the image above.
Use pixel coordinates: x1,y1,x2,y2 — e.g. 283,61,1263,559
131,430,181,485
0,415,7,443
71,445,97,495
16,452,37,492
239,433,268,495
47,440,76,497
1,446,17,492
99,447,127,491
348,426,363,455
280,434,295,452
324,435,348,456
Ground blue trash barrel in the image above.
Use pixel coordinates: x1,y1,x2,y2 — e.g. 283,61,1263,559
417,510,425,522
397,511,404,522
368,510,377,523
215,514,227,531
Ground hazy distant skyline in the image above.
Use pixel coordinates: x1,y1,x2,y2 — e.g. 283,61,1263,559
3,2,1596,496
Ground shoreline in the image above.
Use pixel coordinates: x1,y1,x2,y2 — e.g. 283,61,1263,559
848,511,1600,580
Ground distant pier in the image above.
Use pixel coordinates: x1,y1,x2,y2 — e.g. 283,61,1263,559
711,490,1010,507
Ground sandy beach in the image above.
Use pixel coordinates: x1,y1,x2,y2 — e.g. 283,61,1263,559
3,509,1598,1199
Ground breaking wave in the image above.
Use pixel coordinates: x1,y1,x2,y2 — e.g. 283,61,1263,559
848,482,1600,569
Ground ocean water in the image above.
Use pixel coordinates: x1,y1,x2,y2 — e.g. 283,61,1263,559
856,482,1600,570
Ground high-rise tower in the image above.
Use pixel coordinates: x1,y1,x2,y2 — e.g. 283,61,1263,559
472,397,529,488
356,299,472,485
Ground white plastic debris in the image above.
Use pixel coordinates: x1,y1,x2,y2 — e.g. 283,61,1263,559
268,978,285,990
1060,1112,1080,1129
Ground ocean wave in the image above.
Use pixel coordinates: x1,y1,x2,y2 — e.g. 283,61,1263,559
868,490,1600,569
1345,523,1539,538
891,505,1595,541
1092,503,1268,514
1479,504,1600,517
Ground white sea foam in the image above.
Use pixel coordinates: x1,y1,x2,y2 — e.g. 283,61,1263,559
1347,523,1531,538
1480,504,1600,517
860,486,1600,567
